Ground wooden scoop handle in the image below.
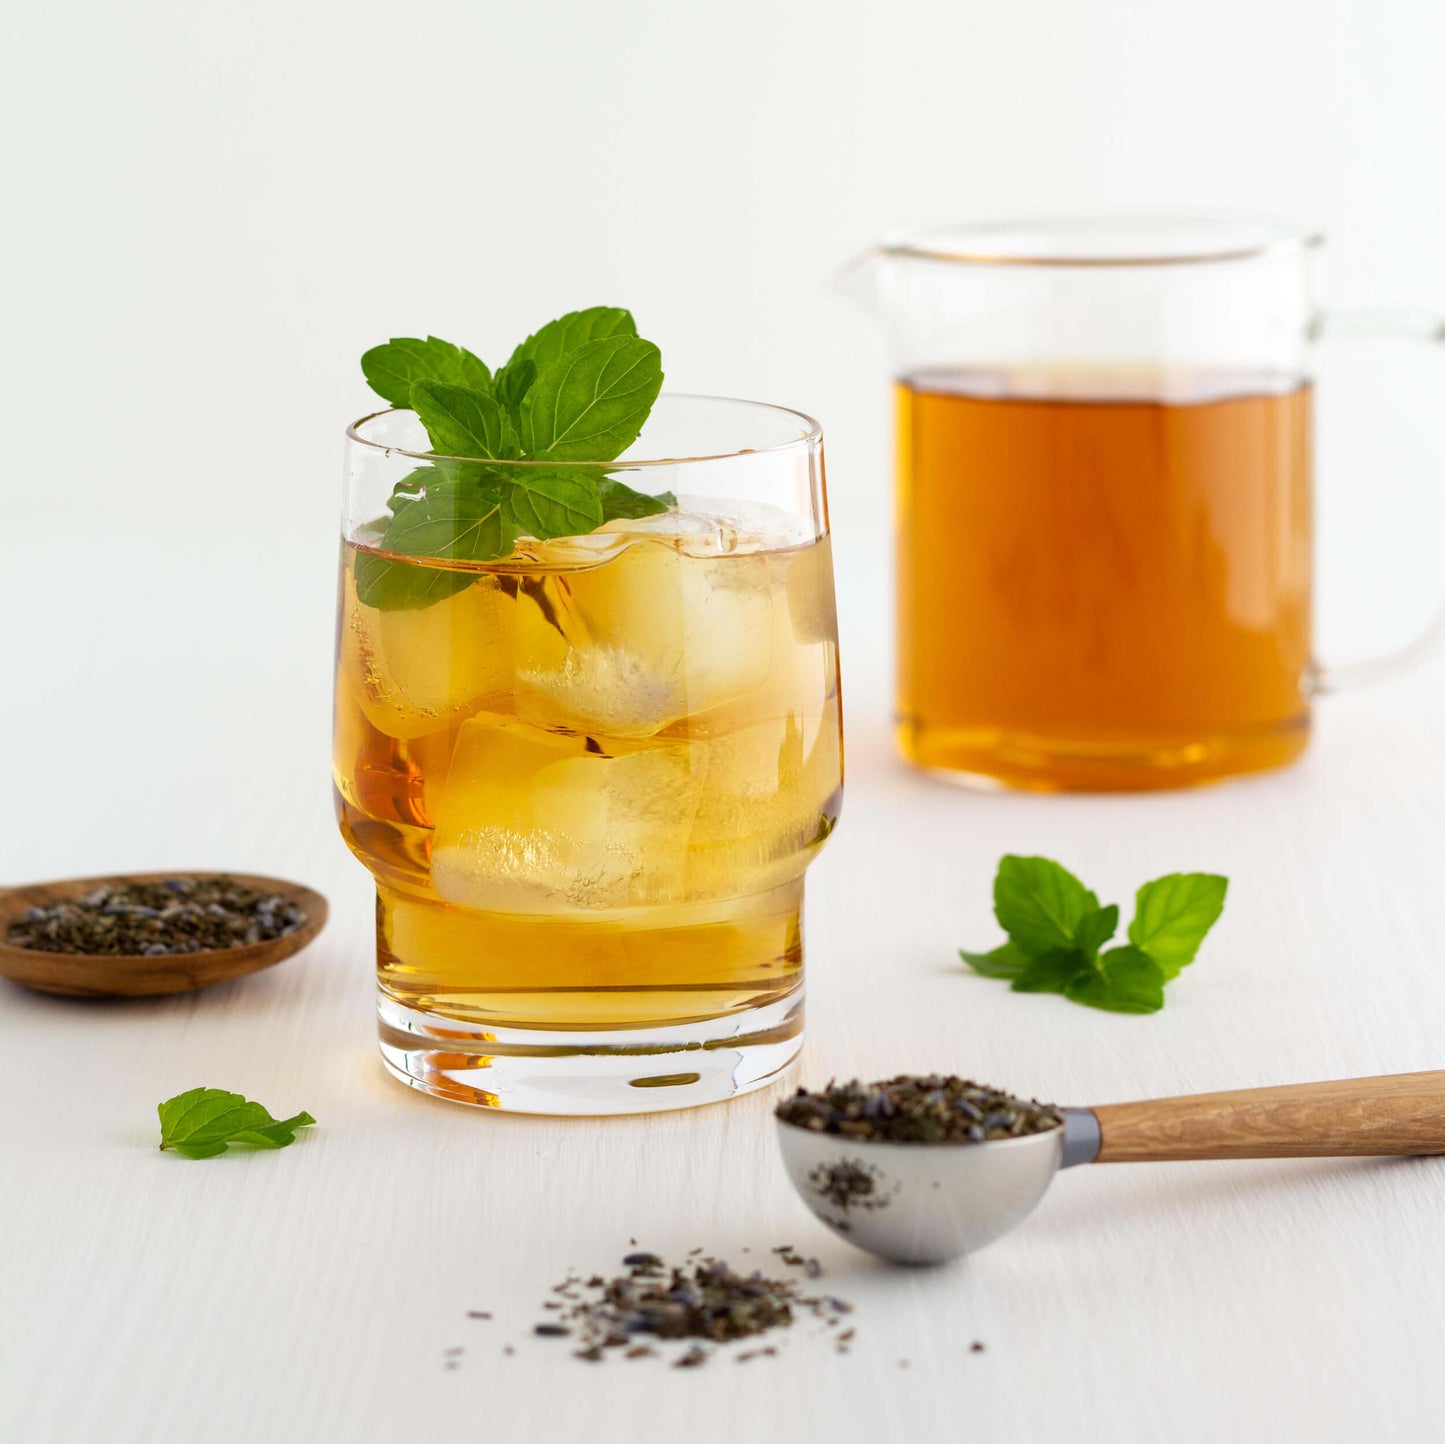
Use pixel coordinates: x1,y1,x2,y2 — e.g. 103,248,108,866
1091,1070,1445,1163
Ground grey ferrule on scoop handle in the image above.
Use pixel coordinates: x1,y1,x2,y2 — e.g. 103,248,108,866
1060,1108,1102,1168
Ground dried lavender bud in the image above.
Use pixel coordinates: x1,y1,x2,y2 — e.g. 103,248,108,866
775,1076,1062,1144
5,877,307,957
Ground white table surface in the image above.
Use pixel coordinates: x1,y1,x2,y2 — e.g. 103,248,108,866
6,517,1445,1444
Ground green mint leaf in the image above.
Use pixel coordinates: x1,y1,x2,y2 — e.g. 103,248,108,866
229,1111,317,1150
353,310,670,614
520,334,664,462
1011,947,1090,994
492,357,538,422
1128,873,1229,979
504,306,637,376
170,1140,231,1160
598,477,675,522
409,381,520,459
355,475,519,611
355,558,475,613
993,855,1100,956
362,336,491,408
501,468,604,539
382,466,432,521
1073,903,1119,958
959,941,1029,979
1064,946,1166,1014
158,1087,316,1159
375,475,513,559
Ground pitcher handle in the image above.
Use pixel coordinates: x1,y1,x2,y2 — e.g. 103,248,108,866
1311,307,1445,693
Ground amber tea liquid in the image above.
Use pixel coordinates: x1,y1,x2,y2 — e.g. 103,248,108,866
895,369,1312,790
334,509,842,1104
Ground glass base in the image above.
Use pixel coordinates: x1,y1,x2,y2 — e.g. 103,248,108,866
377,989,804,1115
896,714,1311,792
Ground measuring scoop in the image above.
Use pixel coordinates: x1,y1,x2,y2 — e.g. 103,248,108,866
776,1070,1445,1264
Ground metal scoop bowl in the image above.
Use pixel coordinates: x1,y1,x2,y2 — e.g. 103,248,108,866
777,1069,1445,1264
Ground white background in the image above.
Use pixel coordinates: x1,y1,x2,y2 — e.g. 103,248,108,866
7,0,1445,653
6,3,1445,1442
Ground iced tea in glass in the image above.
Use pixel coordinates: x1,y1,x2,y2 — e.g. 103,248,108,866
334,396,841,1112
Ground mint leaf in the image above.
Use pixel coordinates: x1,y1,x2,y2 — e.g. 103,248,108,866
1012,947,1089,994
993,855,1100,956
353,311,671,613
493,357,537,422
598,477,675,522
1128,873,1228,979
1073,904,1119,957
231,1112,315,1149
959,941,1028,979
505,306,637,375
362,336,491,408
158,1087,316,1159
493,307,638,442
1064,946,1166,1014
501,468,604,539
355,557,475,613
356,475,518,611
959,856,1227,1016
520,334,664,462
410,381,520,459
375,475,514,559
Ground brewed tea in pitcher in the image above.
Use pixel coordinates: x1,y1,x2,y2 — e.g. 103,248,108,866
847,215,1445,790
896,365,1312,789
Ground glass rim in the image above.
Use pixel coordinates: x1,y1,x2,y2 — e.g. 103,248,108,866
345,391,824,469
879,212,1326,269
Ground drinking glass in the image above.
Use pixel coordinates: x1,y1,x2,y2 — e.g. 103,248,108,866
844,214,1445,790
333,395,842,1113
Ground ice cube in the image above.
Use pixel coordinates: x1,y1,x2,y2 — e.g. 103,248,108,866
430,715,705,912
684,707,842,898
514,526,777,737
598,499,813,554
782,536,839,645
341,571,514,740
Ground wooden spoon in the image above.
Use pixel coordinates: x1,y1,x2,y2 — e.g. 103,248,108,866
0,871,329,998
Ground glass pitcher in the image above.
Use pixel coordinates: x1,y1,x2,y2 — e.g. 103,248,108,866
844,214,1445,791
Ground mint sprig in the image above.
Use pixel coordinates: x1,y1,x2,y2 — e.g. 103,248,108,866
960,856,1227,1014
355,308,670,612
361,336,491,408
517,333,663,461
158,1087,316,1159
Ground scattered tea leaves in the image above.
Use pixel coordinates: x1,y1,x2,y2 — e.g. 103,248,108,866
526,1249,854,1367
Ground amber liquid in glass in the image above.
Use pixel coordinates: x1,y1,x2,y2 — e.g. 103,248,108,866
333,515,842,1064
895,369,1313,790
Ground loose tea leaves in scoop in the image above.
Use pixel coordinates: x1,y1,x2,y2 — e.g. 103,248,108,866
776,1075,1062,1143
6,877,306,956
